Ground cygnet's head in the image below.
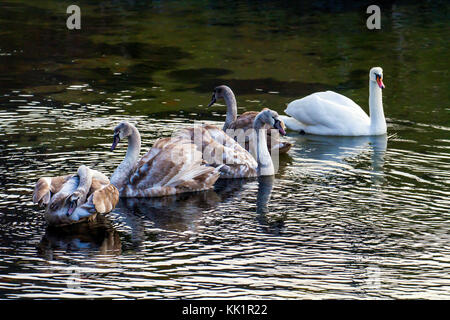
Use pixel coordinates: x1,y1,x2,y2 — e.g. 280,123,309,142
254,109,286,136
207,85,233,107
45,177,82,225
66,191,83,216
111,121,135,151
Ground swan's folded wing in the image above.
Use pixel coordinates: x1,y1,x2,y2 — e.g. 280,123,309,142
122,136,220,197
32,175,73,206
228,111,259,131
285,91,369,128
128,137,196,189
152,137,220,190
183,125,258,178
91,183,120,214
168,162,220,193
228,111,276,133
315,91,363,111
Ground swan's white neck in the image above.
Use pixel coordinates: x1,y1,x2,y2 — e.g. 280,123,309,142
250,124,274,176
222,89,237,131
110,126,141,190
369,80,386,135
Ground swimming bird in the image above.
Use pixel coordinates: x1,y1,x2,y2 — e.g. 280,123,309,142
208,85,291,153
110,121,221,197
279,67,387,136
32,165,119,226
178,108,286,178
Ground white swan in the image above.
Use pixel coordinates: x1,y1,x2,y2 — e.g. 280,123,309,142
110,121,221,197
207,85,291,153
178,109,286,178
33,165,119,226
280,67,386,136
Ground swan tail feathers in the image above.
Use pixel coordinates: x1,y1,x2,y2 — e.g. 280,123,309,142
33,178,52,206
166,163,221,191
92,184,120,214
32,175,73,207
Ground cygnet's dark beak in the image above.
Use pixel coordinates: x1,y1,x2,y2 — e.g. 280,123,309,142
67,199,77,216
274,119,286,136
207,94,216,107
111,133,120,151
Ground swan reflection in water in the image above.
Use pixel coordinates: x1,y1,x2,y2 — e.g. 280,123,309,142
37,215,122,260
108,175,282,246
110,178,251,245
36,135,385,257
289,133,388,182
255,175,286,235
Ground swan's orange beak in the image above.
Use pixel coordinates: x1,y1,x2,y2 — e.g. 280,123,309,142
111,133,120,151
376,75,385,89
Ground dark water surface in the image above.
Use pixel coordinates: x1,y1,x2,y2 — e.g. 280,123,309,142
0,1,449,299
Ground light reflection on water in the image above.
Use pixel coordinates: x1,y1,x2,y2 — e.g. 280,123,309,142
0,1,449,299
1,104,449,299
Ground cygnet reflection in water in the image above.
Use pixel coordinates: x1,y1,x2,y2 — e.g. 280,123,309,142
37,215,121,260
107,176,284,245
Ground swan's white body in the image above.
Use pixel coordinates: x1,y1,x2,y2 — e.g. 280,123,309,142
280,67,387,136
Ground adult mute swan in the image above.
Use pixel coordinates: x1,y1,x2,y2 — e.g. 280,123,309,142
110,121,221,197
32,165,119,226
207,85,291,153
178,109,286,178
279,67,387,136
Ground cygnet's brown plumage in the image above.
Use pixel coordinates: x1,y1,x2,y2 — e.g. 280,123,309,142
207,85,292,154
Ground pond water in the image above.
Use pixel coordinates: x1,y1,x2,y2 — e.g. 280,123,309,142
0,0,449,299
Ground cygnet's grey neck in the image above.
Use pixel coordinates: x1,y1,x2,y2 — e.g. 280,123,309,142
110,125,141,190
251,116,275,176
222,87,238,131
75,165,93,202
